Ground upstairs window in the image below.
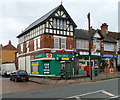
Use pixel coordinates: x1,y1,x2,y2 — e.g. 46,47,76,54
54,37,66,49
20,44,23,53
76,39,89,50
104,42,114,51
53,18,67,30
53,19,56,28
61,38,66,49
34,37,40,51
93,40,100,50
54,37,59,49
26,41,29,53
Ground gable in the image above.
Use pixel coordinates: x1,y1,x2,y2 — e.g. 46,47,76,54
54,10,67,18
17,4,77,38
94,32,101,38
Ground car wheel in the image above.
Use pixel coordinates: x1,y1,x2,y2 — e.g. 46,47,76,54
26,79,29,82
15,78,18,82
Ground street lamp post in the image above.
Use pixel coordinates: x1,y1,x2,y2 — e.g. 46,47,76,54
87,13,92,80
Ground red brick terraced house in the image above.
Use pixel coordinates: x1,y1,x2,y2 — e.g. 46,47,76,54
74,23,118,76
17,4,77,77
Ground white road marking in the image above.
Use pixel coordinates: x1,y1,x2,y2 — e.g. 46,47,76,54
74,96,81,100
101,90,116,97
67,90,118,99
68,90,104,98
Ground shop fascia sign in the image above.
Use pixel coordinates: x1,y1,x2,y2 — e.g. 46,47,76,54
101,54,118,58
79,51,100,56
33,53,73,58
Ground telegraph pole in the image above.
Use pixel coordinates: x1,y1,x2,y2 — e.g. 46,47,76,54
87,13,92,80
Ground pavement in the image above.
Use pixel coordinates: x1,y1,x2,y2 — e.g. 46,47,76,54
29,72,120,85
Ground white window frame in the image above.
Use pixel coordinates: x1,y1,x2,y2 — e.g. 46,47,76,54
93,40,100,50
76,39,89,50
54,37,59,49
34,37,41,51
104,42,114,51
20,43,23,53
61,38,66,49
26,41,29,53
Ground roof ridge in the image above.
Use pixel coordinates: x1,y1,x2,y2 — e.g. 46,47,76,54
23,5,60,33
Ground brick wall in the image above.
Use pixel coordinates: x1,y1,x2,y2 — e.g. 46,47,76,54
2,49,16,63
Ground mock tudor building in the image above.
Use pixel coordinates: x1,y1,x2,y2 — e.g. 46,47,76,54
17,4,77,76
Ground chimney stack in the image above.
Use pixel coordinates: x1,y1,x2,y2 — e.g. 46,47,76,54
101,23,108,35
8,40,11,45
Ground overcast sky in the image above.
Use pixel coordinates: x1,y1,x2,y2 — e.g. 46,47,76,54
0,0,119,47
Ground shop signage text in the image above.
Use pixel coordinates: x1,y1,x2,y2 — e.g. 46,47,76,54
101,55,118,58
33,53,73,59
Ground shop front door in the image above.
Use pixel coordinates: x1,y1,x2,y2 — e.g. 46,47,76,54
60,61,72,79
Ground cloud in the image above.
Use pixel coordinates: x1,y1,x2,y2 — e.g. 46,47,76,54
0,0,119,46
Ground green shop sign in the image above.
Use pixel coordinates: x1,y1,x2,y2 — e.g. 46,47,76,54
33,54,46,58
52,54,73,58
33,53,73,59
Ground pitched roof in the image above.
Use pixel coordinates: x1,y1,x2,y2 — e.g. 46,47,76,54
74,29,117,43
74,29,90,39
17,4,77,38
2,41,17,50
107,32,120,40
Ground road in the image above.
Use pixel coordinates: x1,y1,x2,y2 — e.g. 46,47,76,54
2,77,120,100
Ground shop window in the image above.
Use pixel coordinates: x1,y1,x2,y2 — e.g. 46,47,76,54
43,63,50,74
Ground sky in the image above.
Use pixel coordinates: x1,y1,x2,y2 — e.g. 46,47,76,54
0,0,119,47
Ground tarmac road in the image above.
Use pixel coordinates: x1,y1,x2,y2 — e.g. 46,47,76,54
2,78,120,100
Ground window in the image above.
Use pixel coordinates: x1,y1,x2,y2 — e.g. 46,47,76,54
37,38,40,49
34,39,37,51
93,40,100,50
63,20,67,30
54,37,59,49
104,42,114,51
26,41,29,53
76,39,89,50
20,44,23,53
57,19,59,29
61,38,66,49
60,20,63,29
34,37,40,51
53,19,56,28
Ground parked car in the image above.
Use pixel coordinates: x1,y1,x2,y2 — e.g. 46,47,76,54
10,70,29,82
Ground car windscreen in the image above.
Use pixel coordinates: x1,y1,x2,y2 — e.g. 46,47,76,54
18,70,27,74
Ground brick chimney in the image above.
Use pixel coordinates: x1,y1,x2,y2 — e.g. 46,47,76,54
8,40,11,45
101,23,108,35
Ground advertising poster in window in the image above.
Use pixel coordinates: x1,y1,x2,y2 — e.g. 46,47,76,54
31,62,39,74
43,63,50,75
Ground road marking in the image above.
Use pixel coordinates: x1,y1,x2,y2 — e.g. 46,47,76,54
101,90,116,97
68,90,103,98
67,90,118,99
74,96,81,100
